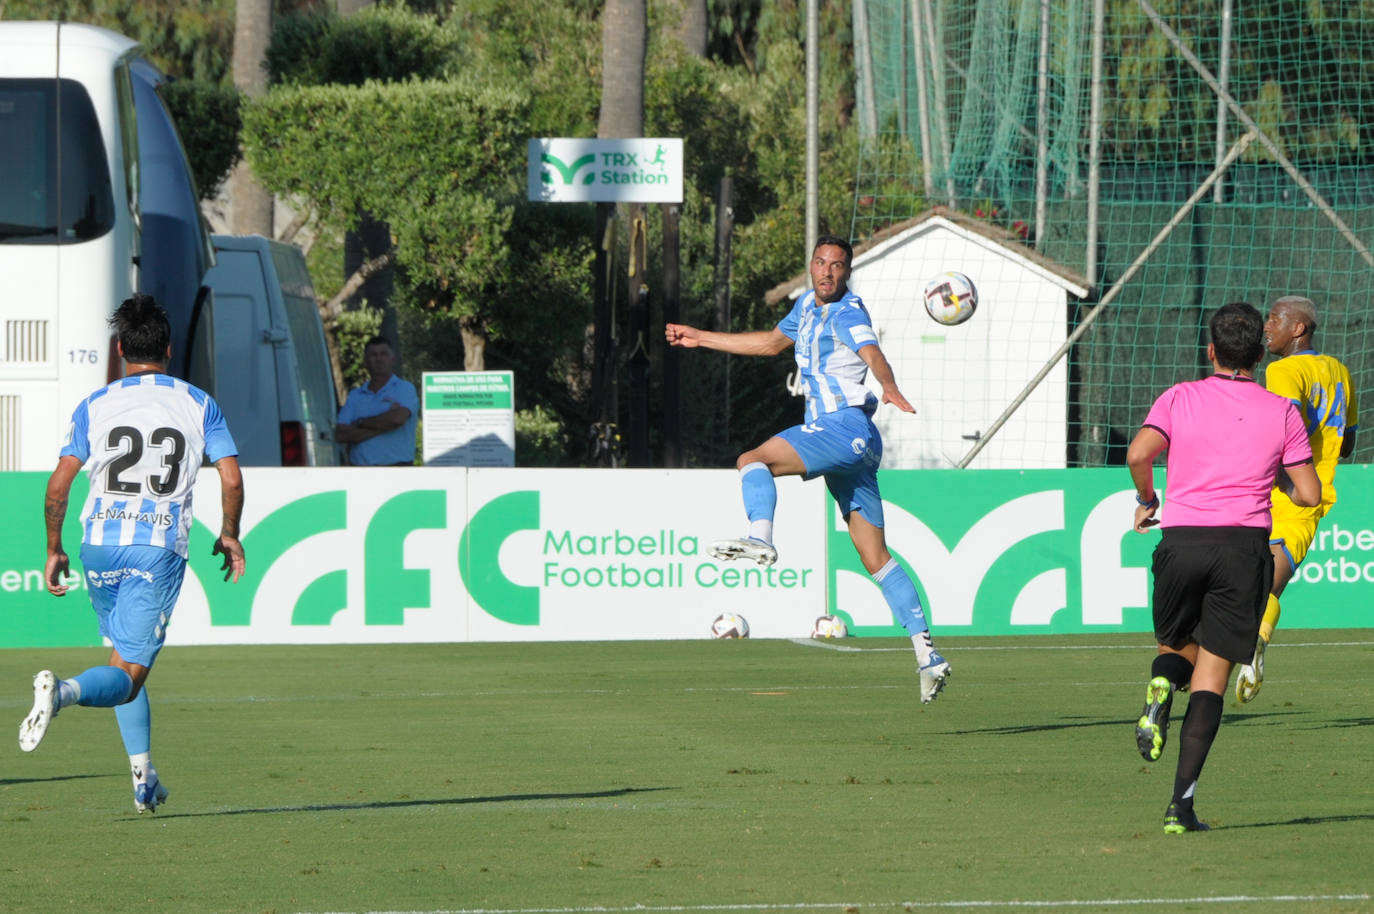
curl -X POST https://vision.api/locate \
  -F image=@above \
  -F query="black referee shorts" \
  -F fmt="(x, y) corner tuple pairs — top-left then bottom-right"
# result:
(1150, 526), (1273, 664)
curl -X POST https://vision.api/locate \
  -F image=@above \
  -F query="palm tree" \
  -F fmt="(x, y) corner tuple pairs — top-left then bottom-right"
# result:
(229, 0), (273, 236)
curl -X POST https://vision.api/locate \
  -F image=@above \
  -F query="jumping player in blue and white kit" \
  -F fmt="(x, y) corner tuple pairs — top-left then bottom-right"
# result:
(666, 235), (951, 702)
(19, 294), (246, 813)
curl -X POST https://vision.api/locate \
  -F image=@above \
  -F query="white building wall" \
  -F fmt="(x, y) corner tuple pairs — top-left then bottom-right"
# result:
(844, 220), (1076, 469)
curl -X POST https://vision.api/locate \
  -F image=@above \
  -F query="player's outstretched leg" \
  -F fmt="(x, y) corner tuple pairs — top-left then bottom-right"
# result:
(1136, 676), (1174, 762)
(18, 670), (58, 752)
(710, 462), (780, 566)
(21, 665), (134, 753)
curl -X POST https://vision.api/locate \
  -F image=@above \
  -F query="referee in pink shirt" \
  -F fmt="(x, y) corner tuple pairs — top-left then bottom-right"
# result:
(1126, 302), (1321, 834)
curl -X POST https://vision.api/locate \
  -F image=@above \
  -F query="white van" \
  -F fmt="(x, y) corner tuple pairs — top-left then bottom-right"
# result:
(0, 21), (211, 470)
(194, 235), (340, 466)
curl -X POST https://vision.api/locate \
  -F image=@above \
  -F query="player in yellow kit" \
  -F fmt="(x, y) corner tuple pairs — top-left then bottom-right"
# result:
(1236, 296), (1358, 702)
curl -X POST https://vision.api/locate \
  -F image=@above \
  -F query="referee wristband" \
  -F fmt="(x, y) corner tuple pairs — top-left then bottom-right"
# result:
(1135, 492), (1159, 509)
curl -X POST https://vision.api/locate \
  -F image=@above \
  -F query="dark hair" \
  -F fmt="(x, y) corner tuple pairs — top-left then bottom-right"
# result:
(364, 336), (394, 352)
(813, 234), (853, 267)
(109, 293), (171, 364)
(1210, 302), (1265, 370)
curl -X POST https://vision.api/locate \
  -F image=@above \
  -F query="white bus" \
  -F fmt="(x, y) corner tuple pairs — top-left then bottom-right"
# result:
(0, 22), (211, 471)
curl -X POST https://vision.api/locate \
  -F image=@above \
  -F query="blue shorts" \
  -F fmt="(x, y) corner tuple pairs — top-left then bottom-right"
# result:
(79, 543), (187, 667)
(777, 406), (885, 526)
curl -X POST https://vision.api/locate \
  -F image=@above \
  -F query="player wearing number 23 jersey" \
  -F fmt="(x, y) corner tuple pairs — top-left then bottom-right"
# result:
(21, 294), (245, 816)
(61, 373), (238, 558)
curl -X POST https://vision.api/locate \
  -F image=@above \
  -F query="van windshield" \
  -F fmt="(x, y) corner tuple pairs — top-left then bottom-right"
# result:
(0, 78), (116, 244)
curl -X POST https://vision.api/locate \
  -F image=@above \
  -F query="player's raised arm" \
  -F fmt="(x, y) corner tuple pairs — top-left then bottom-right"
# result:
(666, 323), (791, 357)
(858, 344), (915, 414)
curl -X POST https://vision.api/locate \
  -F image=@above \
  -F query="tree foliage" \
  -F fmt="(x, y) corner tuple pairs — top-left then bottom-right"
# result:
(159, 79), (242, 195)
(0, 0), (239, 83)
(243, 78), (527, 314)
(1098, 0), (1374, 164)
(236, 0), (861, 465)
(266, 4), (459, 87)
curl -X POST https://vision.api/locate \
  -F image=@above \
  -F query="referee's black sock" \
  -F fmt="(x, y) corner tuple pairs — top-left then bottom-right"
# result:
(1151, 652), (1194, 691)
(1172, 689), (1224, 807)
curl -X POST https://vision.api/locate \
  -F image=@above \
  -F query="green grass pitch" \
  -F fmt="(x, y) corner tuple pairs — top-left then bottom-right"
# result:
(3, 632), (1372, 914)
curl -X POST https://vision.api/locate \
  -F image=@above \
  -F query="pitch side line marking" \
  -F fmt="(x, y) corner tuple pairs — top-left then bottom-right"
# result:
(809, 639), (1374, 653)
(790, 637), (864, 651)
(299, 890), (1374, 914)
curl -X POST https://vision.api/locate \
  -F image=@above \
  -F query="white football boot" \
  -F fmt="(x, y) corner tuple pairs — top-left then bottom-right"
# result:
(708, 537), (778, 567)
(133, 767), (169, 814)
(19, 670), (58, 752)
(918, 652), (951, 703)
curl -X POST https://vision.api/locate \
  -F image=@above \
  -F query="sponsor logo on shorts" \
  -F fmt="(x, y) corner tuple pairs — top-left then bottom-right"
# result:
(85, 567), (156, 589)
(851, 437), (866, 456)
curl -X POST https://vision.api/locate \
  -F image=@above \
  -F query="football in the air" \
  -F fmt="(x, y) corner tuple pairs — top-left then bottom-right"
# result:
(811, 614), (848, 639)
(923, 271), (978, 326)
(711, 612), (750, 639)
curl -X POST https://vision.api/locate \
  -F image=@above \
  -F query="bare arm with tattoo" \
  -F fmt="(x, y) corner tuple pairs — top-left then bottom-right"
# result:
(211, 455), (246, 583)
(43, 456), (83, 596)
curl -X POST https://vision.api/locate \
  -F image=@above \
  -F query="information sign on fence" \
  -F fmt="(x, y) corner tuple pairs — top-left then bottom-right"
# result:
(421, 371), (515, 467)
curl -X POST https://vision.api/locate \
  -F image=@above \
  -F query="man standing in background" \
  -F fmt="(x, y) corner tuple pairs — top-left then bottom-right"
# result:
(336, 336), (419, 466)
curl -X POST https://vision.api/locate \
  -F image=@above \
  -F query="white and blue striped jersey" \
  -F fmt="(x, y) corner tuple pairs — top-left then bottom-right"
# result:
(777, 288), (880, 423)
(59, 373), (238, 558)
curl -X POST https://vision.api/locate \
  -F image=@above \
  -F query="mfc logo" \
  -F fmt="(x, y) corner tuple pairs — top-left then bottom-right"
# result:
(186, 489), (540, 629)
(183, 482), (1154, 634)
(831, 487), (1154, 633)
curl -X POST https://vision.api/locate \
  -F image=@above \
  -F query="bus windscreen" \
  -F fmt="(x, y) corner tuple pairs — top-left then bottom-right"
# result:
(0, 78), (115, 244)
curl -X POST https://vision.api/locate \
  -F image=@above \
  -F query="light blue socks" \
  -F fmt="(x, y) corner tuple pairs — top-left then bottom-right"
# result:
(69, 666), (134, 708)
(873, 557), (930, 635)
(740, 461), (776, 543)
(115, 687), (152, 756)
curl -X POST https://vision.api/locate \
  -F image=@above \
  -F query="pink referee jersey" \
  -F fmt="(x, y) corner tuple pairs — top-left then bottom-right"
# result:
(1143, 374), (1312, 529)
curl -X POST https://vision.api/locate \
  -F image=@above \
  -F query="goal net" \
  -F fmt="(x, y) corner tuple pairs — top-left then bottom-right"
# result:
(852, 0), (1374, 467)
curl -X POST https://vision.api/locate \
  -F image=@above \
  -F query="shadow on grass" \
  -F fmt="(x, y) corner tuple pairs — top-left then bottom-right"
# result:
(1291, 716), (1374, 730)
(1226, 709), (1310, 724)
(947, 708), (1311, 737)
(1223, 811), (1374, 829)
(148, 785), (674, 820)
(944, 715), (1137, 736)
(0, 773), (110, 787)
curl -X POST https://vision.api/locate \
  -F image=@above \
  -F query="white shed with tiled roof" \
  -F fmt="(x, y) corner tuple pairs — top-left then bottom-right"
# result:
(769, 207), (1090, 468)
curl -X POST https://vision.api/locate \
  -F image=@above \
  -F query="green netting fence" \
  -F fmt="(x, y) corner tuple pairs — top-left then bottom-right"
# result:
(852, 0), (1374, 467)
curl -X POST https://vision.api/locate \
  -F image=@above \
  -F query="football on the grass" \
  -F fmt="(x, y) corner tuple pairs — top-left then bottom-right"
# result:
(711, 613), (750, 639)
(811, 614), (848, 639)
(923, 271), (978, 326)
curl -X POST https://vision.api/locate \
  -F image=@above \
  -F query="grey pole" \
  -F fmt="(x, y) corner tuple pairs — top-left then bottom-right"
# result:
(1034, 0), (1050, 251)
(806, 0), (820, 260)
(1086, 0), (1104, 287)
